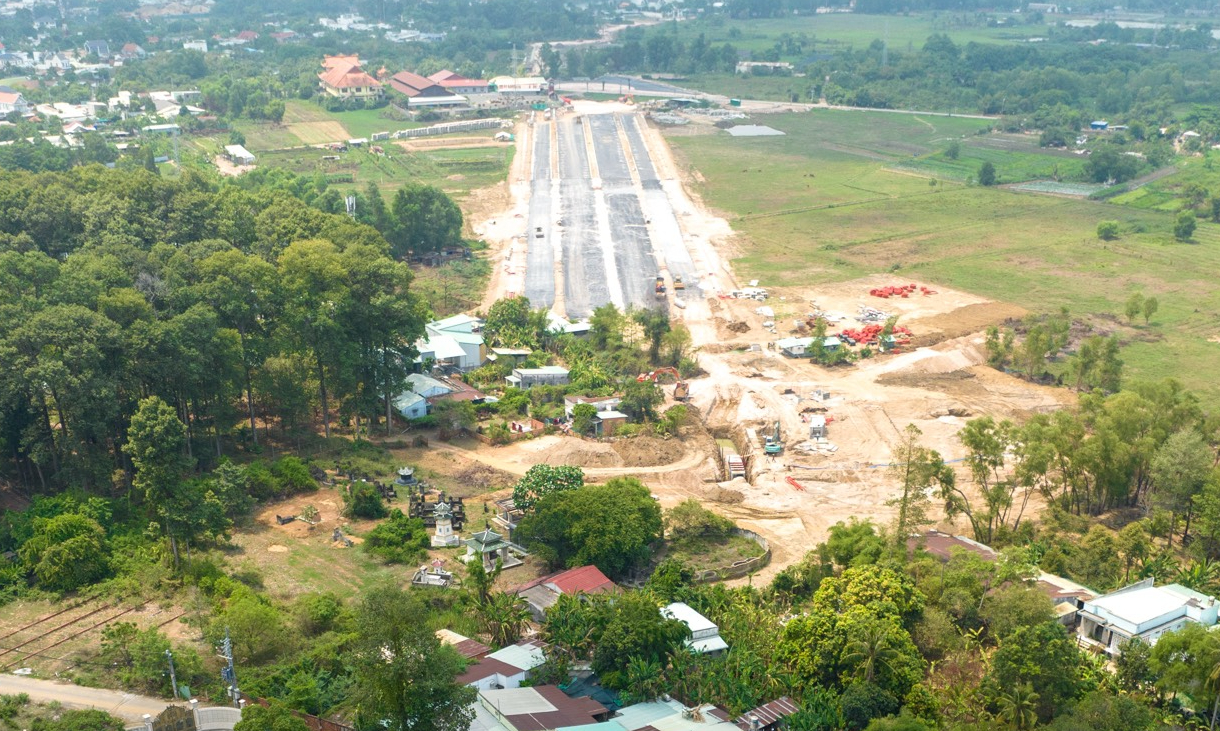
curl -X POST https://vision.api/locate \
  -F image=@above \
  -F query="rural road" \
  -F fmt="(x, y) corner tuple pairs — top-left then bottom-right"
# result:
(0, 673), (173, 721)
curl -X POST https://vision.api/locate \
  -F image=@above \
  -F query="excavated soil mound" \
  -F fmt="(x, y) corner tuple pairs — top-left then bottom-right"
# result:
(612, 435), (685, 467)
(454, 464), (515, 491)
(542, 439), (624, 468)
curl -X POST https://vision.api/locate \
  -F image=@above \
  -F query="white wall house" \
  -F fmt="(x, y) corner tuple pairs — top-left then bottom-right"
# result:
(662, 602), (728, 656)
(1078, 579), (1218, 655)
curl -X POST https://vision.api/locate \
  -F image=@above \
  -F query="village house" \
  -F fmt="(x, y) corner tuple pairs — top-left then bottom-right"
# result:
(0, 89), (31, 116)
(415, 314), (486, 371)
(457, 639), (547, 690)
(318, 54), (383, 100)
(1077, 579), (1218, 656)
(515, 565), (617, 621)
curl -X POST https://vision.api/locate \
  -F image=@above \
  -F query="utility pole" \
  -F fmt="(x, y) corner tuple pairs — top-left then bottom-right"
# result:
(218, 628), (239, 707)
(165, 649), (179, 701)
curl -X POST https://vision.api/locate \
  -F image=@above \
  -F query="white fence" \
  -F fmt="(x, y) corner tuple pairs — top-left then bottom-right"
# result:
(392, 118), (507, 139)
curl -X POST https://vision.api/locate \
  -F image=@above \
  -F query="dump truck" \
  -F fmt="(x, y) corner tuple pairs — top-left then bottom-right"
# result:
(655, 275), (666, 299)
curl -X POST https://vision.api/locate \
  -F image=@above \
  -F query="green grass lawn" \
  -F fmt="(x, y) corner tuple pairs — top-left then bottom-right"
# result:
(232, 118), (303, 151)
(330, 107), (420, 139)
(669, 109), (1220, 399)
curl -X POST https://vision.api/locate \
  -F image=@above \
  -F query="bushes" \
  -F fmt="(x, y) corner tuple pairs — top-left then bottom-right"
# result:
(664, 500), (734, 543)
(363, 510), (429, 564)
(344, 481), (387, 520)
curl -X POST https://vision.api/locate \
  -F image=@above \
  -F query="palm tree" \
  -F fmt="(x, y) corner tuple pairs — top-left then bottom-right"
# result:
(479, 591), (531, 648)
(843, 622), (898, 684)
(1208, 658), (1220, 731)
(623, 656), (665, 704)
(1176, 560), (1220, 594)
(997, 684), (1039, 731)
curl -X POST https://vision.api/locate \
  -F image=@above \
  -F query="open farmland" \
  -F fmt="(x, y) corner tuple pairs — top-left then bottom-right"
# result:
(667, 108), (1220, 399)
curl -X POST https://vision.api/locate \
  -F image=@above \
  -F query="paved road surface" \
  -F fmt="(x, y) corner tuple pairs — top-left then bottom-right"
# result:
(523, 121), (555, 308)
(0, 674), (172, 722)
(524, 111), (703, 317)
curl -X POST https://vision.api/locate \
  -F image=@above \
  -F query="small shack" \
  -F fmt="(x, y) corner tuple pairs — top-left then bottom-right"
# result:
(809, 415), (827, 439)
(593, 410), (629, 436)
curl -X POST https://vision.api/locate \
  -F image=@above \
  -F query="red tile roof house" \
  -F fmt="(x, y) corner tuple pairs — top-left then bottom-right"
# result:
(318, 60), (383, 100)
(515, 565), (617, 621)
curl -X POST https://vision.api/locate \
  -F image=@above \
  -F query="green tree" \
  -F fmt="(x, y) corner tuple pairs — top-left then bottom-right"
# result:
(516, 477), (662, 578)
(363, 509), (429, 564)
(1142, 296), (1159, 325)
(887, 425), (953, 545)
(233, 700), (309, 731)
(344, 481), (388, 520)
(1175, 210), (1198, 241)
(997, 683), (1040, 730)
(18, 513), (109, 592)
(619, 379), (663, 422)
(352, 585), (476, 731)
(591, 591), (689, 689)
(945, 140), (961, 160)
(1124, 292), (1144, 323)
(477, 591), (531, 648)
(665, 500), (734, 542)
(210, 586), (292, 665)
(124, 396), (196, 566)
(571, 403), (598, 436)
(511, 464), (585, 512)
(30, 710), (124, 731)
(977, 161), (997, 186)
(989, 621), (1083, 723)
(1115, 638), (1155, 694)
(484, 296), (537, 348)
(840, 682), (899, 731)
(1044, 690), (1155, 731)
(979, 585), (1054, 641)
(1150, 429), (1212, 547)
(1096, 221), (1120, 240)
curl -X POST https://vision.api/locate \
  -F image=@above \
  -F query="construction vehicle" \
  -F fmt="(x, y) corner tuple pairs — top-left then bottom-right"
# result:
(636, 366), (689, 401)
(655, 275), (666, 299)
(674, 275), (685, 291)
(764, 421), (783, 455)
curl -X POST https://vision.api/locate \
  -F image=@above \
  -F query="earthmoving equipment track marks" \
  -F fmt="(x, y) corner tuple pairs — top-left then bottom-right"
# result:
(588, 114), (656, 311)
(557, 115), (614, 316)
(1, 604), (139, 672)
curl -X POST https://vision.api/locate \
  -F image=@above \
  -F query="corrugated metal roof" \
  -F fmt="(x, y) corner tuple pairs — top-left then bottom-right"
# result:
(733, 697), (799, 730)
(483, 685), (607, 731)
(662, 603), (717, 633)
(488, 641), (547, 672)
(548, 566), (616, 595)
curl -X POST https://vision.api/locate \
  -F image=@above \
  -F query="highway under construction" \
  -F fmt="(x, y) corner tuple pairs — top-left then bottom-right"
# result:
(521, 110), (705, 318)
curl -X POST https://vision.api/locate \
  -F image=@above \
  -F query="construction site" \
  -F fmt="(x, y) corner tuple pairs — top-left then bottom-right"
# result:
(473, 101), (1072, 581)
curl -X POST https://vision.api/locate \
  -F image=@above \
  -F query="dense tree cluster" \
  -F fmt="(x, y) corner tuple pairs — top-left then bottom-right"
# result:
(0, 166), (426, 490)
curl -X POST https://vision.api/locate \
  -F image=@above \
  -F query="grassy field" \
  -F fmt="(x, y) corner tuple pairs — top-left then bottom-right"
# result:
(668, 109), (1220, 398)
(670, 14), (1049, 56)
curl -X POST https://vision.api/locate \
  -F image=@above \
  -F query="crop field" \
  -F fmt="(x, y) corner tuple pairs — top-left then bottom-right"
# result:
(668, 109), (1220, 398)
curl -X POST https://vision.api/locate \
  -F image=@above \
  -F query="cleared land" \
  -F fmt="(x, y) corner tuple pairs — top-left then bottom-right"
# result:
(667, 108), (1220, 399)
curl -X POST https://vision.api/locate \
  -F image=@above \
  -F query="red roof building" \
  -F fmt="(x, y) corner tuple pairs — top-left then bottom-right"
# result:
(427, 70), (490, 95)
(387, 70), (465, 107)
(479, 685), (610, 731)
(318, 57), (383, 100)
(516, 565), (617, 621)
(235, 30), (259, 42)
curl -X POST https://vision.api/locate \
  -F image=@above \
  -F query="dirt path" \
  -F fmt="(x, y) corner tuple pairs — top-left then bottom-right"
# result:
(427, 439), (707, 479)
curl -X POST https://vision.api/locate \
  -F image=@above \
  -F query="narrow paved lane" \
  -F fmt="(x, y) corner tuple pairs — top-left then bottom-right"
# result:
(523, 121), (555, 308)
(0, 674), (173, 722)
